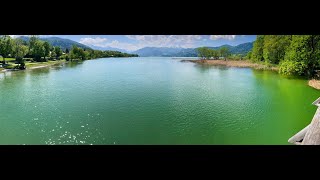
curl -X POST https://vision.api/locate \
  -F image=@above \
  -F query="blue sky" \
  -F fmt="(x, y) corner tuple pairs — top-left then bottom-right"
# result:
(10, 35), (256, 52)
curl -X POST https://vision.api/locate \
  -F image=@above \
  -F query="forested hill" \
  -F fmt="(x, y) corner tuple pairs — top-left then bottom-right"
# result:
(132, 42), (254, 57)
(18, 36), (91, 51)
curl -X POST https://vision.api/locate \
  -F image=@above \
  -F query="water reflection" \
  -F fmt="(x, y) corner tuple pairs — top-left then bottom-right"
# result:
(65, 61), (84, 68)
(0, 71), (12, 80)
(28, 67), (51, 75)
(194, 64), (230, 74)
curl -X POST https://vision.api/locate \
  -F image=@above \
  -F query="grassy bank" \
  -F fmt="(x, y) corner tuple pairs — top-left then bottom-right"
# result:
(181, 59), (279, 71)
(1, 59), (67, 73)
(25, 59), (66, 69)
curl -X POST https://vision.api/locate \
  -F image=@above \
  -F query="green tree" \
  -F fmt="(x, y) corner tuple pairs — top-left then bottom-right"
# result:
(219, 47), (230, 61)
(246, 50), (252, 60)
(282, 35), (320, 77)
(54, 46), (62, 60)
(0, 35), (13, 64)
(51, 51), (56, 60)
(32, 40), (45, 62)
(70, 45), (80, 60)
(78, 48), (86, 60)
(197, 47), (212, 61)
(279, 61), (307, 76)
(211, 49), (219, 60)
(83, 50), (90, 60)
(43, 41), (51, 61)
(263, 35), (291, 64)
(251, 35), (264, 62)
(12, 39), (28, 68)
(29, 35), (39, 53)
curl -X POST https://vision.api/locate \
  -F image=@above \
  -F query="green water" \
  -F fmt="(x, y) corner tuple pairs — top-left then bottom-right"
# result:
(0, 57), (319, 145)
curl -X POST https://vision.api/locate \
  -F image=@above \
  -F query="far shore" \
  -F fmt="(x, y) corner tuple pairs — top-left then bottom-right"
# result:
(3, 58), (320, 91)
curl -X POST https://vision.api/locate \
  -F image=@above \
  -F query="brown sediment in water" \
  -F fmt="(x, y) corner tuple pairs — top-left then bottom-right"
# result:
(181, 59), (279, 71)
(308, 79), (320, 90)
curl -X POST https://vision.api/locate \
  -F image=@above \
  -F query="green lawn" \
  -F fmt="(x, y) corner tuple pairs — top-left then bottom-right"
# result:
(2, 58), (16, 62)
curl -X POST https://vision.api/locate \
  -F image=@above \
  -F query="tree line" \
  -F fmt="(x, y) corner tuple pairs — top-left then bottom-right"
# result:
(0, 35), (138, 69)
(197, 47), (231, 61)
(249, 35), (320, 77)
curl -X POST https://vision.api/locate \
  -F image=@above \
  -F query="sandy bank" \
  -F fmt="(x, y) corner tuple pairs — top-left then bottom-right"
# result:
(308, 79), (320, 90)
(181, 59), (279, 71)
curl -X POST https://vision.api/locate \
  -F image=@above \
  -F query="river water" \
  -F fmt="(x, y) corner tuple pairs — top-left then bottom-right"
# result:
(0, 57), (318, 144)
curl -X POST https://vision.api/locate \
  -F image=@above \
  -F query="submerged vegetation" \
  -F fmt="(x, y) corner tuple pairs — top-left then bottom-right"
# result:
(0, 35), (138, 70)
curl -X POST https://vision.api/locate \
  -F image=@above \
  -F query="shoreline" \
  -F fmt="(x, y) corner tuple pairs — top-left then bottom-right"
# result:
(1, 60), (67, 73)
(26, 60), (67, 70)
(180, 59), (279, 71)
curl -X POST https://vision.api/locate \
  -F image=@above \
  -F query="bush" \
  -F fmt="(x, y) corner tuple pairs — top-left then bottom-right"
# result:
(18, 62), (26, 70)
(228, 54), (244, 61)
(279, 61), (307, 76)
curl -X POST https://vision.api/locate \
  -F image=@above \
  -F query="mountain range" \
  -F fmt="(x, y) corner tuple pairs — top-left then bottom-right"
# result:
(16, 36), (254, 57)
(87, 45), (128, 53)
(132, 42), (253, 57)
(17, 36), (92, 51)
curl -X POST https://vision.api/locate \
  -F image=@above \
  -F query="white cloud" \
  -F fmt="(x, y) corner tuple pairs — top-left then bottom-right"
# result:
(79, 38), (138, 51)
(79, 37), (108, 47)
(210, 35), (236, 40)
(124, 35), (202, 50)
(9, 35), (24, 38)
(105, 40), (139, 51)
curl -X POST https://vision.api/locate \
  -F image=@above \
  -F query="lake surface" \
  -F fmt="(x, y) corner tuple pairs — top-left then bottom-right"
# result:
(0, 57), (319, 145)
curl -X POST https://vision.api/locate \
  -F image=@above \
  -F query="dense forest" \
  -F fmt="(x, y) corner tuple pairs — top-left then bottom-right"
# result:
(249, 35), (320, 77)
(0, 35), (138, 70)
